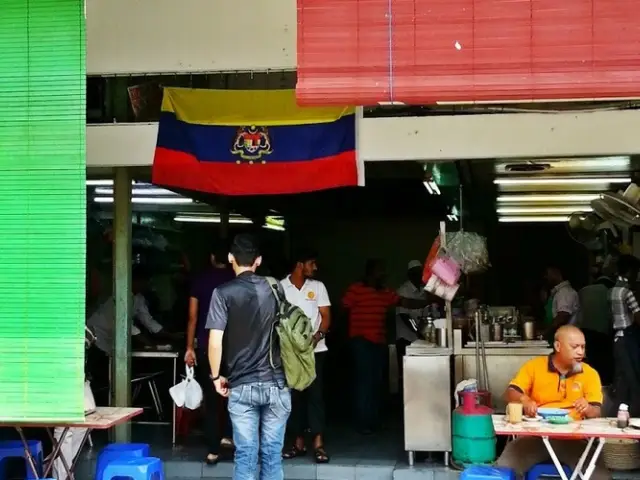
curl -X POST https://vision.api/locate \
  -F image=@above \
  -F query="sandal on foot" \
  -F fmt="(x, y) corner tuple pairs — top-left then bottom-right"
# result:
(220, 438), (234, 449)
(314, 447), (330, 464)
(282, 445), (307, 459)
(205, 453), (220, 465)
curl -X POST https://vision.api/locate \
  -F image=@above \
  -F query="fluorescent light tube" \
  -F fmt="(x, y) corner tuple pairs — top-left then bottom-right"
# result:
(94, 197), (193, 205)
(497, 194), (599, 203)
(423, 181), (441, 195)
(494, 177), (630, 186)
(550, 157), (630, 169)
(174, 215), (253, 224)
(86, 180), (115, 186)
(263, 224), (286, 231)
(499, 216), (569, 223)
(95, 187), (178, 196)
(497, 206), (593, 215)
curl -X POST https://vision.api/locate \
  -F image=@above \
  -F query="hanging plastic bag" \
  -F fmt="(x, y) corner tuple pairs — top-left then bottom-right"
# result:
(431, 255), (461, 286)
(446, 231), (490, 274)
(169, 366), (203, 410)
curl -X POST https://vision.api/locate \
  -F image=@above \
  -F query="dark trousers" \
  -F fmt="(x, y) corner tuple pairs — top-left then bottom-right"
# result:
(583, 328), (613, 386)
(196, 350), (232, 454)
(395, 338), (411, 392)
(288, 352), (326, 437)
(614, 328), (640, 416)
(352, 337), (387, 431)
(87, 345), (110, 406)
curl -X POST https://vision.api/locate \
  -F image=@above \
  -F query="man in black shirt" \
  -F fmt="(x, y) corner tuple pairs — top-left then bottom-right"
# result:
(206, 234), (290, 480)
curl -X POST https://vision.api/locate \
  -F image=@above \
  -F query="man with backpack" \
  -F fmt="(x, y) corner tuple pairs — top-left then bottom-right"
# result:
(206, 234), (291, 480)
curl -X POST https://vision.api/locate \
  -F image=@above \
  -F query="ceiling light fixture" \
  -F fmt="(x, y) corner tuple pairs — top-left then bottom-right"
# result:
(497, 206), (593, 215)
(496, 194), (600, 203)
(94, 197), (193, 205)
(499, 216), (569, 223)
(494, 177), (631, 186)
(496, 156), (630, 171)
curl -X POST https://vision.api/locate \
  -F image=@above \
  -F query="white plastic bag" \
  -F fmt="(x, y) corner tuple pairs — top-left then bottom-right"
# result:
(169, 366), (203, 410)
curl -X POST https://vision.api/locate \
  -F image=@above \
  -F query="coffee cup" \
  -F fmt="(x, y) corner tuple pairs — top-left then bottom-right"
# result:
(506, 402), (523, 423)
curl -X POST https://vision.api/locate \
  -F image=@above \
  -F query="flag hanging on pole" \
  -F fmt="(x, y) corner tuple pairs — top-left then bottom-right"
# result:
(152, 88), (362, 195)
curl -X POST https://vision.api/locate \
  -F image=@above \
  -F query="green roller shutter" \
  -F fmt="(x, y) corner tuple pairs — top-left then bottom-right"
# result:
(0, 0), (86, 421)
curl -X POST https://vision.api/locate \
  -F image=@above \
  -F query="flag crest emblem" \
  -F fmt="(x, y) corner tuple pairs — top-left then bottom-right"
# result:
(231, 126), (273, 162)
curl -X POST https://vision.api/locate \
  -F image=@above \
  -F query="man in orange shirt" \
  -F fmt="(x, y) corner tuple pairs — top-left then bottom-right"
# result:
(497, 325), (609, 480)
(342, 259), (427, 434)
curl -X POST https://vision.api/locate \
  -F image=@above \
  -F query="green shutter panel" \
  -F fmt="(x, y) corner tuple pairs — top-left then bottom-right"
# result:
(0, 0), (86, 421)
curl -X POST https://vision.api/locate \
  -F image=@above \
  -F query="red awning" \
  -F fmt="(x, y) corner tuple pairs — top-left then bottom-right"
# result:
(297, 0), (640, 105)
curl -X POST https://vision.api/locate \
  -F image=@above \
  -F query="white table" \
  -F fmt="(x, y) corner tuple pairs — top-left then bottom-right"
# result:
(0, 407), (142, 480)
(133, 350), (179, 445)
(493, 415), (640, 480)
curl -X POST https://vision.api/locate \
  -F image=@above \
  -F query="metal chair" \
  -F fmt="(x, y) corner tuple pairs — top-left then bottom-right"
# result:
(131, 372), (165, 420)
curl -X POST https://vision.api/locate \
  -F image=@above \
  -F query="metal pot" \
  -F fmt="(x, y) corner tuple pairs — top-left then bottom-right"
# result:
(523, 321), (536, 340)
(491, 323), (503, 342)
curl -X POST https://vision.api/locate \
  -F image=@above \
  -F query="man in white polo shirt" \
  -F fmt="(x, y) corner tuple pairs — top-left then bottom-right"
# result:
(281, 249), (332, 464)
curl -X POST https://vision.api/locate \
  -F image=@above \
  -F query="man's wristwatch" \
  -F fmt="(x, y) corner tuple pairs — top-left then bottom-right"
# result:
(315, 331), (326, 340)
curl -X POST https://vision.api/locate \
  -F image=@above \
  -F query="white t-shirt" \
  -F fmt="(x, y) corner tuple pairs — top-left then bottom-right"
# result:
(87, 293), (163, 354)
(280, 276), (331, 353)
(395, 280), (429, 341)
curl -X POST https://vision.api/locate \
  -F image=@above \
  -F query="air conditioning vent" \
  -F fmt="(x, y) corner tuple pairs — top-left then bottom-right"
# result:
(504, 163), (551, 172)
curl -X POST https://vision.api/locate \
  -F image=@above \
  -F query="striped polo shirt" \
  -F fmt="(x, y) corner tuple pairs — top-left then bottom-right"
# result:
(342, 282), (399, 344)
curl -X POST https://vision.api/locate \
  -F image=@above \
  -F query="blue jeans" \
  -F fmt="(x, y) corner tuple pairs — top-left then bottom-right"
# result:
(228, 382), (291, 480)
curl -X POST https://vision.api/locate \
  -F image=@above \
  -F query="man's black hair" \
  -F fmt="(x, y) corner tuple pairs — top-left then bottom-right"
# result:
(292, 248), (318, 266)
(210, 239), (229, 264)
(365, 258), (383, 276)
(230, 234), (260, 267)
(617, 254), (640, 277)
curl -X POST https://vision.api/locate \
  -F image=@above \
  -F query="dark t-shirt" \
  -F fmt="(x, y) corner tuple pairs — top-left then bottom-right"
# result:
(190, 268), (234, 349)
(205, 271), (285, 388)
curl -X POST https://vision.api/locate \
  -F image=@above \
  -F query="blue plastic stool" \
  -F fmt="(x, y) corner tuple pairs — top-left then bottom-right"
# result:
(461, 465), (516, 480)
(0, 440), (43, 480)
(96, 443), (151, 480)
(100, 457), (164, 480)
(526, 462), (573, 480)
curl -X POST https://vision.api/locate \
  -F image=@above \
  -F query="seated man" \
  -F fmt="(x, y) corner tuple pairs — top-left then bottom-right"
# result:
(496, 325), (610, 480)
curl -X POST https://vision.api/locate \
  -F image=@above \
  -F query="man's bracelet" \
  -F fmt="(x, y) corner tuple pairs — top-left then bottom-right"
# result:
(210, 374), (220, 381)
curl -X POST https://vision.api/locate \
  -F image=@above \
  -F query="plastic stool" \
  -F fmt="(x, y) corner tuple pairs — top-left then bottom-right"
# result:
(461, 465), (516, 480)
(96, 443), (151, 480)
(0, 440), (43, 480)
(526, 462), (573, 480)
(100, 457), (164, 480)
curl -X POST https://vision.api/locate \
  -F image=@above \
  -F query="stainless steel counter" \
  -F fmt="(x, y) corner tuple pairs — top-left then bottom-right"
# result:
(403, 345), (452, 466)
(454, 344), (551, 411)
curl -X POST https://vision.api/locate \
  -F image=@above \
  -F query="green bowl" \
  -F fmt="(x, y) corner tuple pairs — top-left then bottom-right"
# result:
(546, 415), (572, 424)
